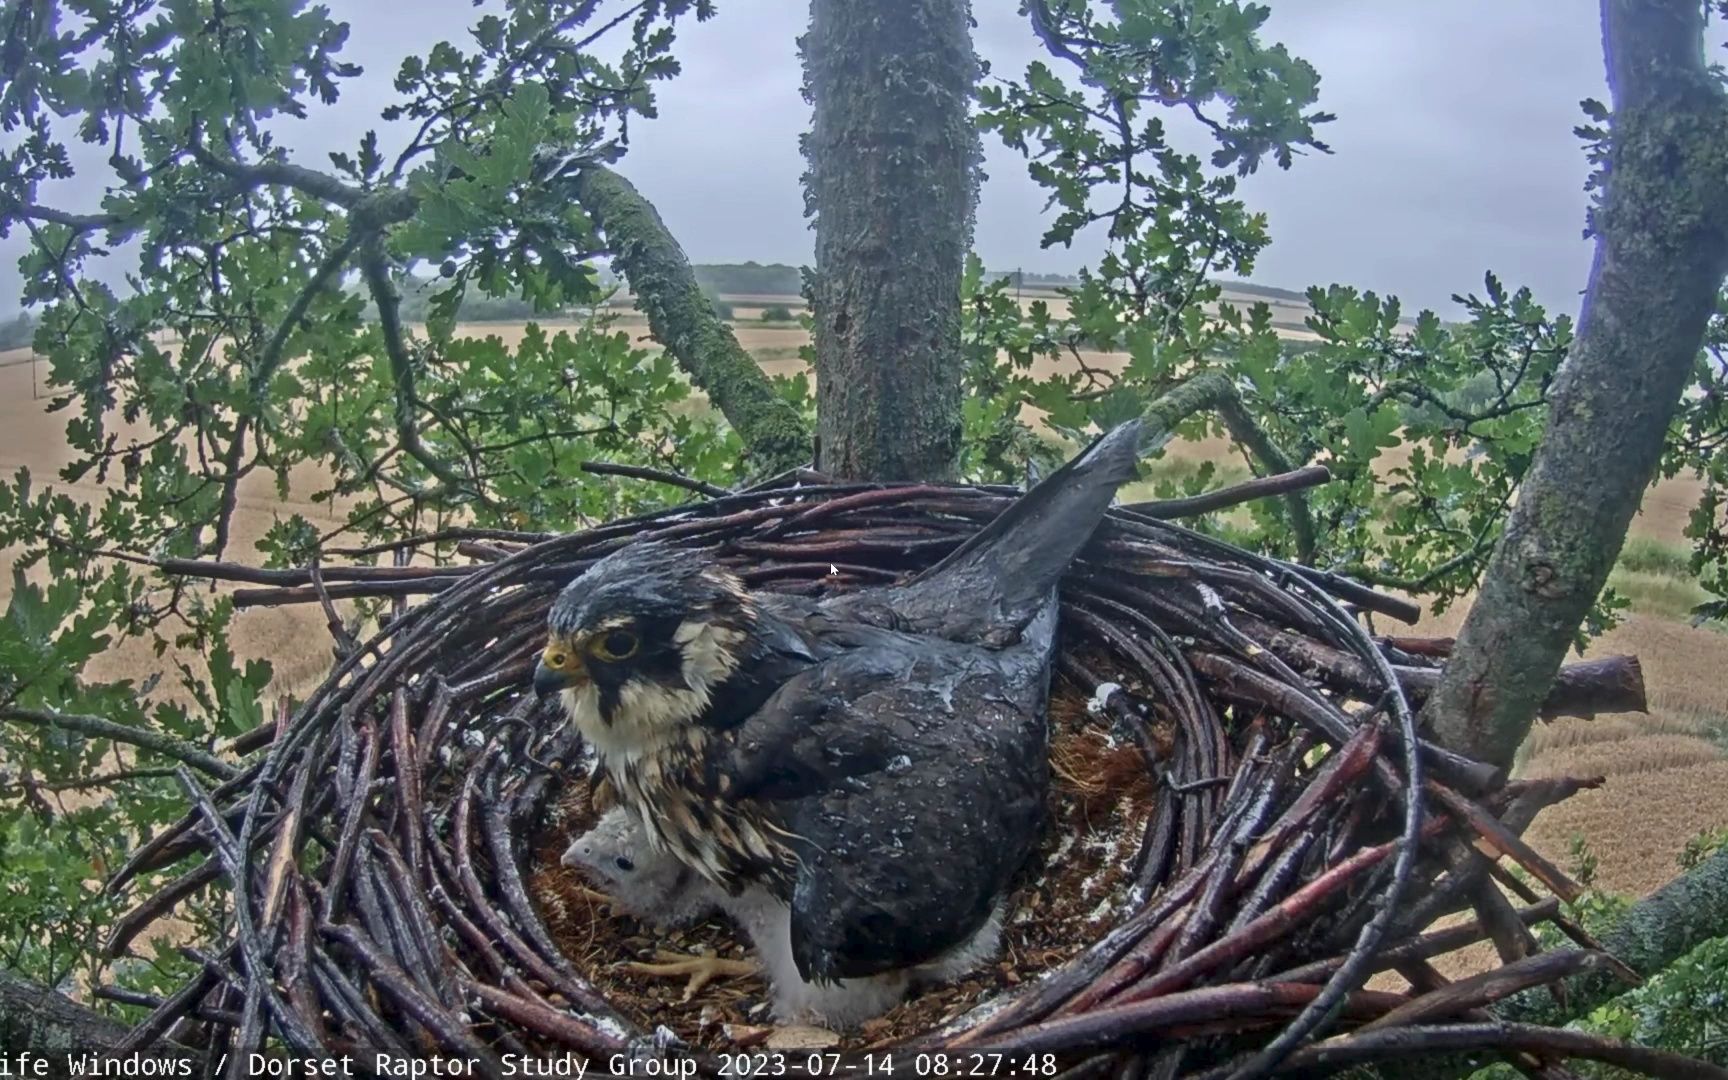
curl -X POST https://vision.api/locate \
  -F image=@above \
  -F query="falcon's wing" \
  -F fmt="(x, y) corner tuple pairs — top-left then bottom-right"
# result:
(820, 420), (1143, 643)
(705, 619), (1054, 982)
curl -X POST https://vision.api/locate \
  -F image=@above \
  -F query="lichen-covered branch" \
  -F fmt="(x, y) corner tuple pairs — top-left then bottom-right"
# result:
(1138, 371), (1319, 561)
(570, 166), (811, 475)
(359, 241), (473, 494)
(1423, 0), (1728, 768)
(0, 969), (138, 1052)
(1502, 846), (1728, 1028)
(0, 707), (237, 780)
(1394, 846), (1728, 1080)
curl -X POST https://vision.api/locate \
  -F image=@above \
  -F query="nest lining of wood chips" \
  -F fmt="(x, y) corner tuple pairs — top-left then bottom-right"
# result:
(100, 472), (1667, 1078)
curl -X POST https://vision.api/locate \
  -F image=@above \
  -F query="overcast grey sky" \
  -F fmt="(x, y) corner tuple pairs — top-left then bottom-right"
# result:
(3, 2), (1625, 317)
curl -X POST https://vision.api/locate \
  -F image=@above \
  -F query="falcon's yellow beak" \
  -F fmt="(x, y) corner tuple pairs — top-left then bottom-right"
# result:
(534, 641), (588, 699)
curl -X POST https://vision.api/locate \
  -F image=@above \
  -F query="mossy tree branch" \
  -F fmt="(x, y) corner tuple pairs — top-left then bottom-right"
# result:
(1503, 846), (1728, 1028)
(1391, 846), (1728, 1080)
(1139, 371), (1319, 562)
(571, 166), (812, 476)
(0, 969), (140, 1052)
(0, 707), (237, 780)
(1423, 0), (1728, 768)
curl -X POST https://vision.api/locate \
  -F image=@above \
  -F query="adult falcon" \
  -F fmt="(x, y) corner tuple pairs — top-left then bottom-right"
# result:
(535, 421), (1143, 1021)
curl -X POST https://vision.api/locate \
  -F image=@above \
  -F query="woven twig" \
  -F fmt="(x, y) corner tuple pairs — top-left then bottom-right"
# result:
(105, 478), (1668, 1078)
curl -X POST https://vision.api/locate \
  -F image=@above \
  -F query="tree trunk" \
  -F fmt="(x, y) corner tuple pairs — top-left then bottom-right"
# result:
(1423, 0), (1728, 769)
(801, 0), (979, 481)
(0, 969), (133, 1050)
(572, 166), (812, 476)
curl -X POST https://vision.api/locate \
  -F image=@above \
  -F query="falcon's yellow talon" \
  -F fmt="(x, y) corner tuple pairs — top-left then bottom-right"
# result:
(625, 948), (760, 1001)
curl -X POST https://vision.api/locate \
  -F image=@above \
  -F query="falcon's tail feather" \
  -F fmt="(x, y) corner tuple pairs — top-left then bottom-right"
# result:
(897, 419), (1146, 634)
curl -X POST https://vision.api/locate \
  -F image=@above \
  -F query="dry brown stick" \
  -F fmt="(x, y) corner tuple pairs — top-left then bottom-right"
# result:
(1254, 1022), (1728, 1080)
(105, 856), (221, 957)
(577, 458), (730, 497)
(1398, 655), (1647, 720)
(280, 882), (325, 1049)
(1112, 815), (1453, 1007)
(94, 985), (243, 1028)
(233, 576), (465, 608)
(111, 953), (227, 1053)
(466, 982), (632, 1055)
(1429, 781), (1584, 903)
(1121, 465), (1333, 519)
(1380, 634), (1455, 658)
(308, 947), (412, 1054)
(1392, 780), (1600, 942)
(320, 922), (502, 1070)
(1279, 562), (1424, 624)
(984, 981), (1407, 1055)
(308, 562), (360, 658)
(1185, 649), (1503, 794)
(1472, 871), (1542, 970)
(259, 759), (312, 928)
(1358, 950), (1614, 1033)
(161, 557), (465, 585)
(1379, 960), (1575, 1080)
(455, 540), (517, 562)
(325, 526), (554, 558)
(1485, 862), (1642, 988)
(1231, 609), (1647, 721)
(371, 835), (455, 1004)
(389, 688), (425, 876)
(1264, 898), (1575, 988)
(1240, 722), (1382, 875)
(173, 768), (324, 1053)
(322, 720), (379, 924)
(952, 856), (1216, 1041)
(447, 771), (620, 1019)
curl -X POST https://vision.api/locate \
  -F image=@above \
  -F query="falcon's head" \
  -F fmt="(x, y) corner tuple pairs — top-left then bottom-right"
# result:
(534, 544), (759, 757)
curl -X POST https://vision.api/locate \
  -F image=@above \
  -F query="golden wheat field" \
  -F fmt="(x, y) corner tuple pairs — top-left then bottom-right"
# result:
(2, 294), (1725, 913)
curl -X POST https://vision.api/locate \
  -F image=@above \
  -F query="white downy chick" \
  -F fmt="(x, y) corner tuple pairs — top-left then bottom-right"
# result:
(561, 807), (720, 929)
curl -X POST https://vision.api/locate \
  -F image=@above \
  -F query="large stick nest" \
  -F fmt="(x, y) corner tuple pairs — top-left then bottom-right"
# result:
(105, 474), (1669, 1078)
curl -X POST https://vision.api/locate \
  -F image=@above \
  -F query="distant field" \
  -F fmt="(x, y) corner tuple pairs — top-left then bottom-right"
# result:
(2, 284), (1725, 918)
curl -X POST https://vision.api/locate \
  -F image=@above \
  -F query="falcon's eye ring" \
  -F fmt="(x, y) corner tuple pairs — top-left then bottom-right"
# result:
(547, 652), (568, 669)
(613, 855), (635, 872)
(590, 629), (639, 662)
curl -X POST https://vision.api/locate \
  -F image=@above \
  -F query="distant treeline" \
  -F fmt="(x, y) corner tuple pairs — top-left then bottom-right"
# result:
(358, 278), (573, 323)
(691, 262), (806, 296)
(984, 269), (1082, 288)
(1213, 279), (1310, 305)
(0, 311), (38, 350)
(686, 264), (1091, 296)
(615, 263), (1307, 305)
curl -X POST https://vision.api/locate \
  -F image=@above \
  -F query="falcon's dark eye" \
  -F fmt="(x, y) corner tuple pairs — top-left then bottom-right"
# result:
(590, 629), (639, 662)
(613, 855), (635, 872)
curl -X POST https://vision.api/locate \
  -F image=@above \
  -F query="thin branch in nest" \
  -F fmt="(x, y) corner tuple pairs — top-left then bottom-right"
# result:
(579, 459), (730, 498)
(1120, 464), (1332, 520)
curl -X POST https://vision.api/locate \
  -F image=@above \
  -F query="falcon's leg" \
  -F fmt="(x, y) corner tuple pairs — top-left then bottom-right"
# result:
(768, 969), (910, 1030)
(911, 901), (1005, 987)
(721, 889), (911, 1029)
(624, 948), (760, 1002)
